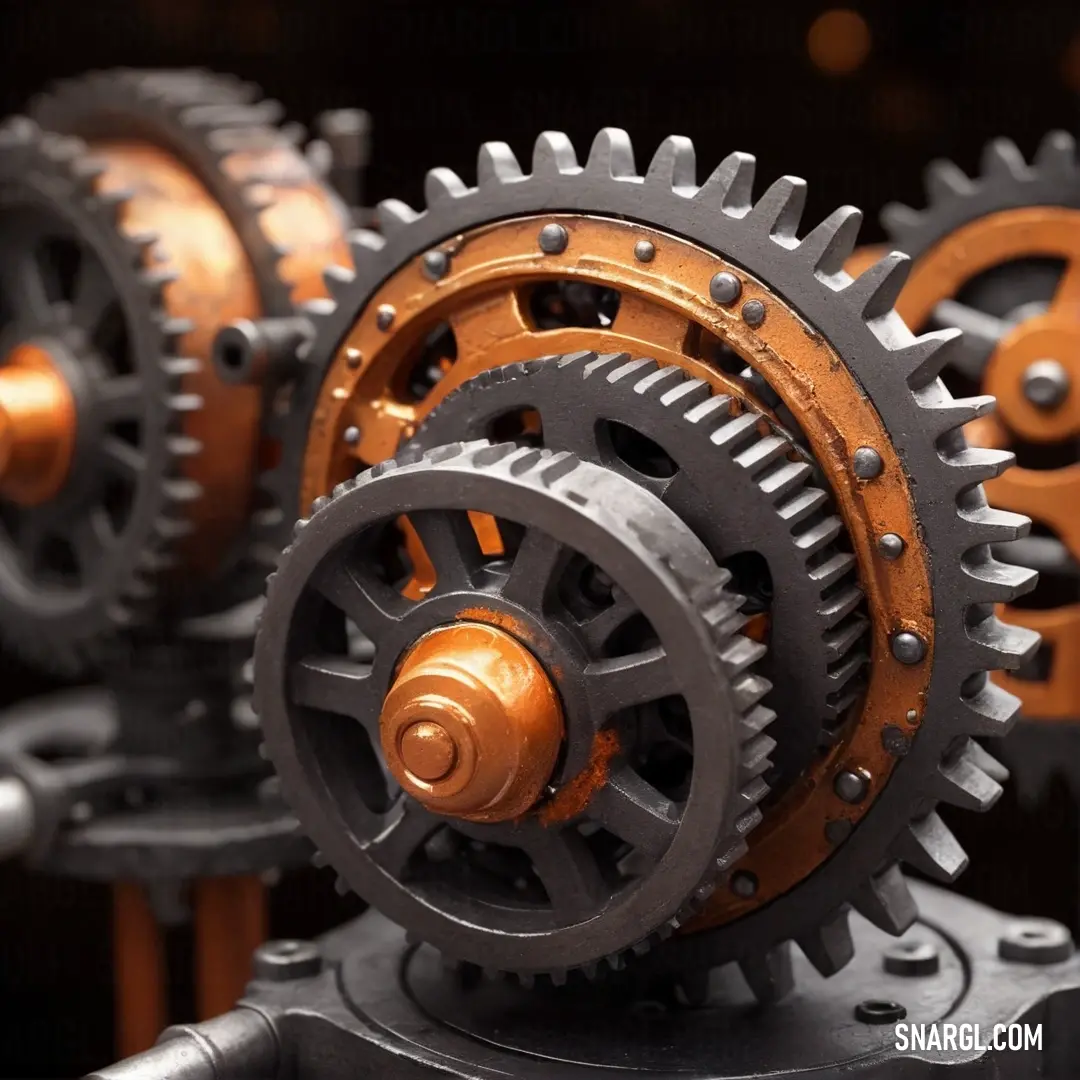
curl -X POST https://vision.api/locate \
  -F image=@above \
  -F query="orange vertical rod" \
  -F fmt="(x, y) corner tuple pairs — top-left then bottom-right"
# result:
(112, 881), (169, 1058)
(193, 875), (268, 1019)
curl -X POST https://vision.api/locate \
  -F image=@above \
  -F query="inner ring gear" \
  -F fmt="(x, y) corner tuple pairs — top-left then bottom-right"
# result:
(409, 350), (869, 788)
(254, 440), (775, 977)
(268, 127), (1038, 979)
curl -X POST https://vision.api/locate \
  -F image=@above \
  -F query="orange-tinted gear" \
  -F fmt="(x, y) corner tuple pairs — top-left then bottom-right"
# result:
(297, 213), (936, 929)
(865, 208), (1080, 721)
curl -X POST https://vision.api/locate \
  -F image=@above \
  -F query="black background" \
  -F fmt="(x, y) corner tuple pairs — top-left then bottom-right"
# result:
(0, 0), (1079, 1076)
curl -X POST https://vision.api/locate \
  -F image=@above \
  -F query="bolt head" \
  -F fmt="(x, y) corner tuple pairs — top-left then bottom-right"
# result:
(881, 724), (911, 757)
(855, 999), (907, 1024)
(891, 630), (927, 665)
(1022, 358), (1070, 410)
(253, 939), (323, 981)
(709, 271), (742, 305)
(634, 239), (656, 262)
(877, 533), (905, 560)
(731, 871), (758, 897)
(345, 346), (363, 369)
(376, 304), (396, 331)
(883, 940), (940, 977)
(853, 446), (883, 480)
(999, 920), (1074, 965)
(343, 425), (361, 445)
(834, 767), (870, 804)
(538, 223), (569, 254)
(741, 299), (766, 327)
(422, 250), (450, 281)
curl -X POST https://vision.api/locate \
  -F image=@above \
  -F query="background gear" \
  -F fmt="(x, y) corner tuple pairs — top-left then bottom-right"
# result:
(261, 128), (1035, 982)
(409, 350), (869, 790)
(255, 440), (774, 977)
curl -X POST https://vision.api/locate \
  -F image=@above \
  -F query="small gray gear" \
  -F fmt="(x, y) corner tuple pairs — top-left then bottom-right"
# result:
(408, 350), (869, 789)
(254, 439), (775, 979)
(264, 128), (1038, 982)
(0, 117), (199, 674)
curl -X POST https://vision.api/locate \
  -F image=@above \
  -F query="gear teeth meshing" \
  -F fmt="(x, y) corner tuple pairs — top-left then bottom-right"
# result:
(796, 908), (854, 977)
(738, 944), (794, 1003)
(894, 813), (968, 883)
(851, 864), (918, 936)
(268, 127), (1040, 991)
(799, 205), (863, 278)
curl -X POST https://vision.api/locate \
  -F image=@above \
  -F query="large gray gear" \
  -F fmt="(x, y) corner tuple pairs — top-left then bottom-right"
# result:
(0, 117), (199, 674)
(255, 439), (775, 978)
(265, 128), (1039, 980)
(408, 350), (869, 789)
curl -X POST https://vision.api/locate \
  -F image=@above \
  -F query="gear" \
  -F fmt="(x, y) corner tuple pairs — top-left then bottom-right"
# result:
(873, 130), (1080, 724)
(408, 351), (869, 788)
(0, 71), (351, 673)
(255, 128), (1037, 984)
(255, 439), (774, 978)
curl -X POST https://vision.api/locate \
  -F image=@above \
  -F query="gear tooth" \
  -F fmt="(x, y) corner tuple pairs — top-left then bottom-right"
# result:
(749, 175), (807, 242)
(697, 151), (756, 215)
(967, 738), (1011, 783)
(796, 908), (855, 976)
(348, 227), (385, 267)
(477, 140), (524, 186)
(424, 166), (469, 207)
(793, 516), (842, 558)
(605, 357), (659, 384)
(894, 812), (968, 883)
(759, 459), (814, 500)
(896, 327), (963, 388)
(799, 205), (864, 277)
(710, 411), (760, 450)
(963, 677), (1022, 737)
(946, 446), (1016, 488)
(918, 390), (997, 437)
(739, 703), (775, 739)
(376, 198), (420, 236)
(851, 864), (917, 936)
(1034, 130), (1076, 173)
(776, 487), (828, 525)
(740, 733), (776, 779)
(733, 433), (791, 476)
(323, 263), (356, 303)
(960, 504), (1031, 546)
(880, 201), (922, 239)
(738, 944), (794, 1003)
(933, 740), (1004, 812)
(658, 376), (711, 410)
(925, 157), (975, 203)
(980, 136), (1029, 181)
(720, 635), (767, 677)
(645, 134), (696, 191)
(843, 249), (911, 320)
(818, 584), (864, 629)
(962, 557), (1038, 605)
(966, 613), (1040, 670)
(824, 616), (870, 662)
(531, 130), (580, 176)
(585, 127), (637, 179)
(808, 549), (856, 591)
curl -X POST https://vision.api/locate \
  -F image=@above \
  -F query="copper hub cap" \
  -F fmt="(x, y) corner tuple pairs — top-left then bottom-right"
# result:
(0, 342), (77, 506)
(379, 621), (564, 822)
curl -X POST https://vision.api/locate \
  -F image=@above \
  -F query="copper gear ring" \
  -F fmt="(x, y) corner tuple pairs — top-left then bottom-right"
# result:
(259, 128), (1037, 986)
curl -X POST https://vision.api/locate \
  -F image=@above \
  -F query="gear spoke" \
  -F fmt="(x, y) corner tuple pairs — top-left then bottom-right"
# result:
(578, 587), (639, 653)
(587, 764), (679, 861)
(290, 655), (381, 736)
(406, 509), (485, 593)
(310, 555), (404, 641)
(612, 293), (692, 352)
(931, 300), (1009, 379)
(101, 435), (146, 478)
(446, 288), (530, 358)
(1052, 257), (1080, 313)
(584, 646), (677, 718)
(97, 376), (144, 422)
(499, 527), (568, 608)
(520, 826), (608, 919)
(71, 253), (114, 330)
(366, 802), (443, 878)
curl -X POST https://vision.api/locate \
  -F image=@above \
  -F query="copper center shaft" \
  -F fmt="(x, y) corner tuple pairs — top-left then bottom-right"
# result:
(0, 342), (77, 506)
(379, 621), (564, 822)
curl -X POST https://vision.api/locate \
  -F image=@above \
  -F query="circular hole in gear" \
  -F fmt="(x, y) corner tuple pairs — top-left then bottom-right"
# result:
(599, 420), (679, 479)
